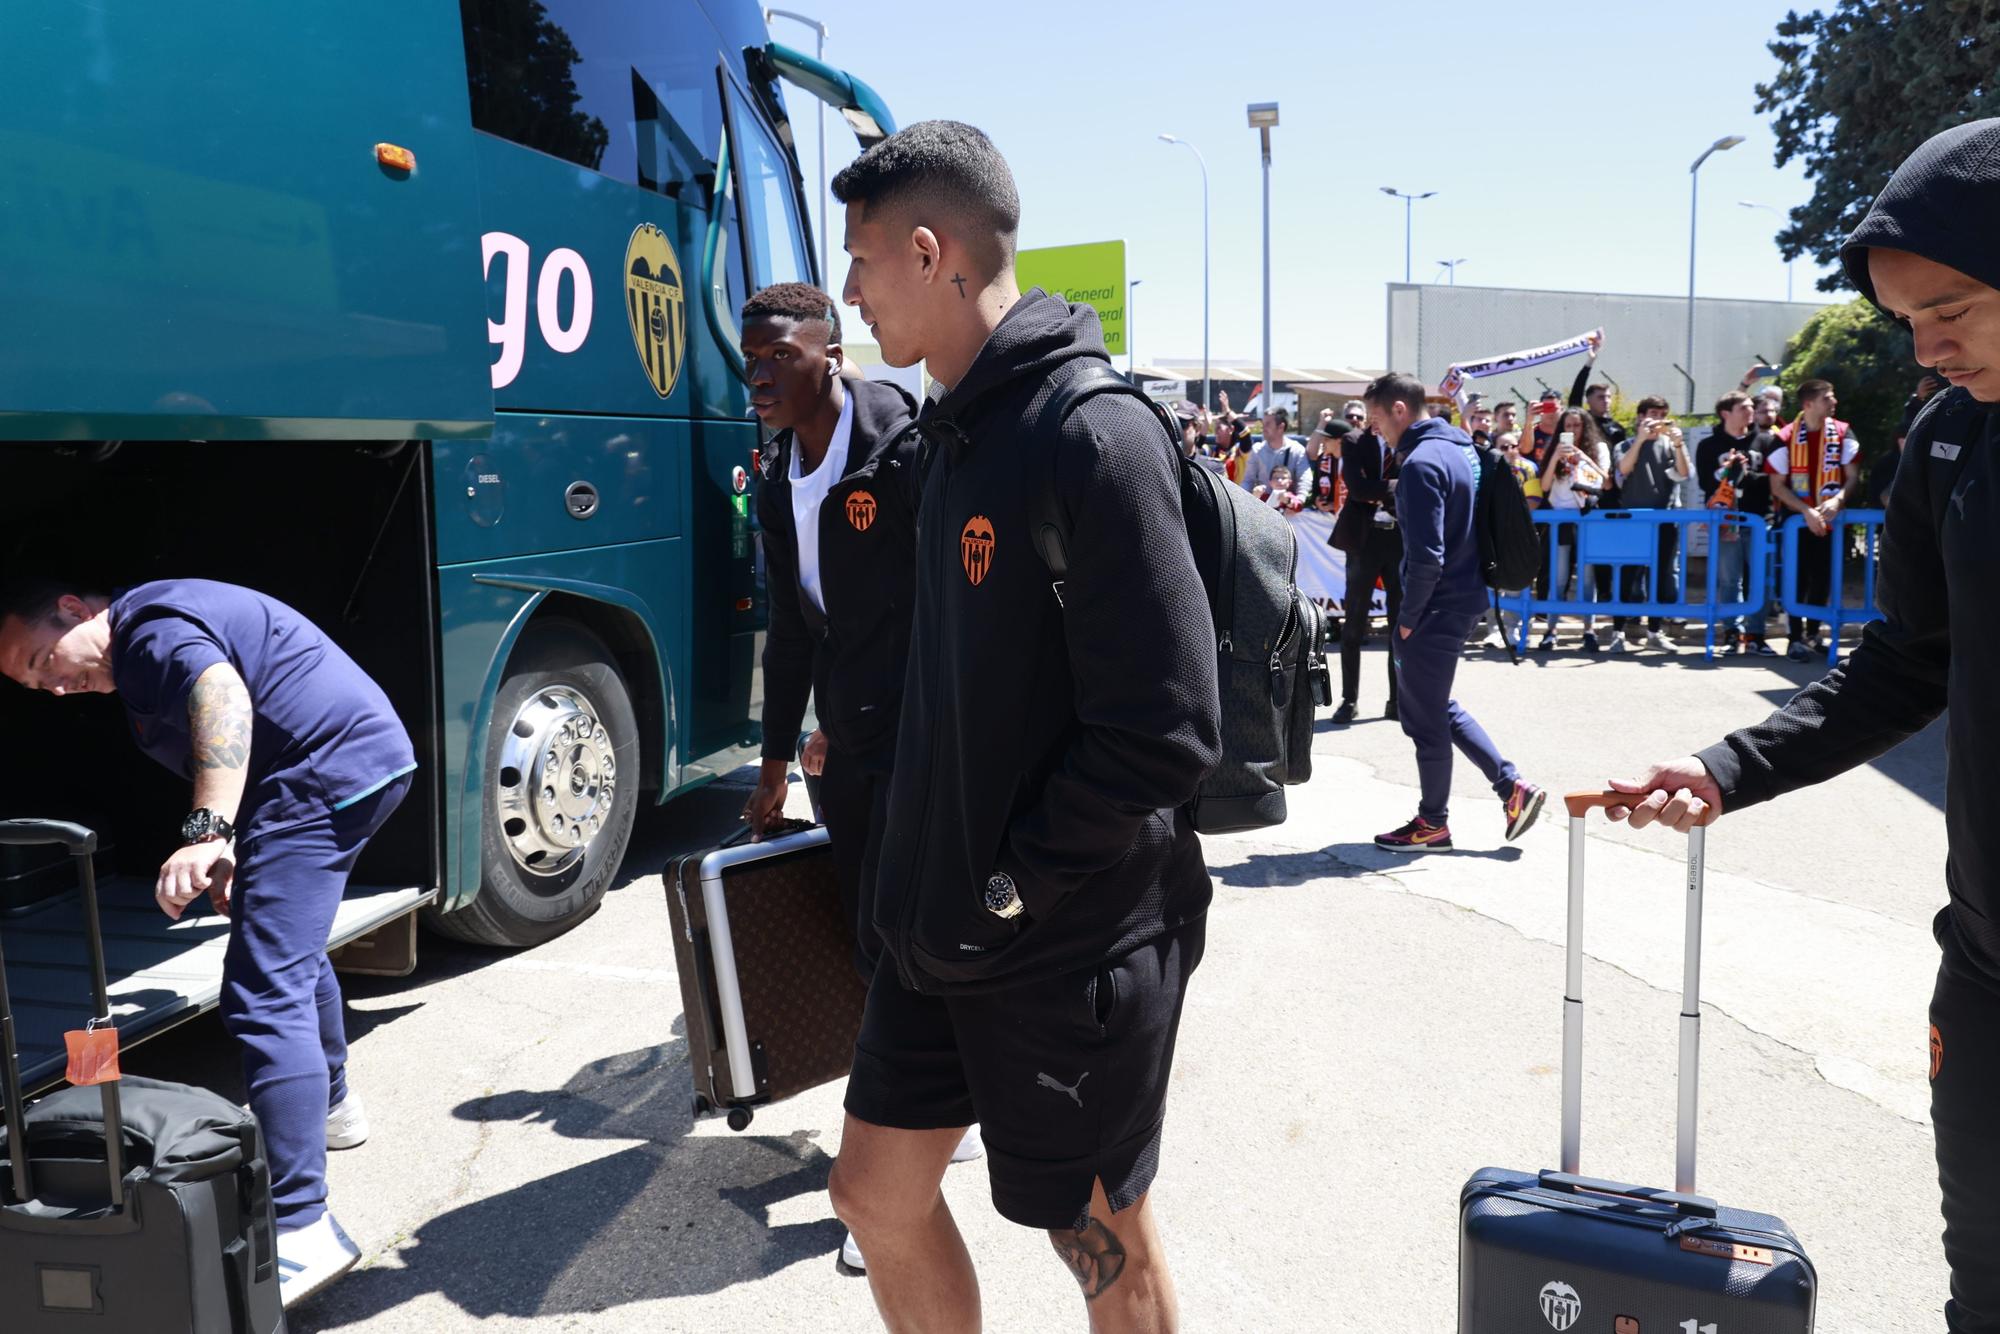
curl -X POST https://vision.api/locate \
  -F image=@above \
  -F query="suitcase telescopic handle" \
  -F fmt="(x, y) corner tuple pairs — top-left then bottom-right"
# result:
(1560, 790), (1708, 1196)
(0, 819), (123, 1208)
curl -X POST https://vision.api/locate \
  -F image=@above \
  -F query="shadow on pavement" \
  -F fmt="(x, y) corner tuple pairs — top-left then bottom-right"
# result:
(1753, 687), (1947, 812)
(1216, 849), (1372, 888)
(294, 1032), (844, 1329)
(1319, 841), (1525, 869)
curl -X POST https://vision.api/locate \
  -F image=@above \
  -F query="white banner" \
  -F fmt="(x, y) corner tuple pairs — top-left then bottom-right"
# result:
(1438, 328), (1603, 401)
(1287, 510), (1388, 617)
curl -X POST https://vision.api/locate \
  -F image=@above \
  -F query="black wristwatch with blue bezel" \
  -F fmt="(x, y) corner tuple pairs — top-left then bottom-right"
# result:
(180, 808), (235, 847)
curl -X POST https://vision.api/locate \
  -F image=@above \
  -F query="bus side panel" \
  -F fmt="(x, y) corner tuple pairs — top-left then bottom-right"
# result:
(434, 542), (689, 910)
(471, 137), (747, 425)
(684, 415), (764, 766)
(0, 3), (492, 440)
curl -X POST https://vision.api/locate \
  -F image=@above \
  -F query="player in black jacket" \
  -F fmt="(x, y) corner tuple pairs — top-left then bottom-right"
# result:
(1609, 119), (2000, 1332)
(740, 281), (918, 983)
(822, 121), (1221, 1334)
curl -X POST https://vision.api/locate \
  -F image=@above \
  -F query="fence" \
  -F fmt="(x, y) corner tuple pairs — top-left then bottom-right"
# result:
(1500, 508), (1885, 664)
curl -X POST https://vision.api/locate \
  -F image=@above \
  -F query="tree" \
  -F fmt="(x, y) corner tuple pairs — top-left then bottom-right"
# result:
(1778, 298), (1919, 472)
(1755, 1), (1998, 291)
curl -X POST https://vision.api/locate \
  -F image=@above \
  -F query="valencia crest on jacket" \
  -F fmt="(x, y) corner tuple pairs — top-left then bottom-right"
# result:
(960, 515), (995, 585)
(846, 490), (878, 532)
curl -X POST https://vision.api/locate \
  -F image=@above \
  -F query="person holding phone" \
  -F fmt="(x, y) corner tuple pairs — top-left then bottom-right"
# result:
(1536, 407), (1613, 652)
(1609, 395), (1694, 653)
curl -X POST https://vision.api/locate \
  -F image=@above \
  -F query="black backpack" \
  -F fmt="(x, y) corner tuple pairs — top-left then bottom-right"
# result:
(1030, 362), (1331, 834)
(1474, 442), (1541, 592)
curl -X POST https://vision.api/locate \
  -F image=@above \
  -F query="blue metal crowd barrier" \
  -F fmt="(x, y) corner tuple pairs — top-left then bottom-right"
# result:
(1505, 509), (1769, 661)
(1777, 509), (1885, 665)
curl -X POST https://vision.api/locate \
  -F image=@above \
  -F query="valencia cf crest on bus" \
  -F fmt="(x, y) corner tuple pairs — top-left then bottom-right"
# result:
(960, 515), (995, 585)
(623, 223), (687, 398)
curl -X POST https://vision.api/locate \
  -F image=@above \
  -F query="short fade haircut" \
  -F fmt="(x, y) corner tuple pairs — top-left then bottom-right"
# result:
(1361, 372), (1427, 417)
(741, 282), (842, 342)
(1635, 394), (1671, 415)
(1714, 390), (1751, 418)
(1797, 378), (1834, 405)
(1264, 407), (1290, 429)
(1586, 382), (1612, 398)
(831, 120), (1021, 272)
(0, 577), (87, 627)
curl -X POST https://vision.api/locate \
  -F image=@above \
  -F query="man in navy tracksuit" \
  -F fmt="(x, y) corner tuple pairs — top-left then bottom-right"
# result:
(0, 578), (414, 1305)
(1612, 118), (2000, 1331)
(1364, 373), (1546, 852)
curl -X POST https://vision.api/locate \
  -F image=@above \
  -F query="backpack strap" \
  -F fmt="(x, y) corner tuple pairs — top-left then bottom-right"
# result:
(1029, 361), (1180, 606)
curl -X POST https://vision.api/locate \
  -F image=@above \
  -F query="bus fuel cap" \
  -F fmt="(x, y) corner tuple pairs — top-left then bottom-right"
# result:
(564, 482), (600, 519)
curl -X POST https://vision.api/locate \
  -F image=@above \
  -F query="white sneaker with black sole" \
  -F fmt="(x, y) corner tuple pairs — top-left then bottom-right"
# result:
(326, 1094), (370, 1150)
(277, 1212), (361, 1308)
(839, 1125), (985, 1273)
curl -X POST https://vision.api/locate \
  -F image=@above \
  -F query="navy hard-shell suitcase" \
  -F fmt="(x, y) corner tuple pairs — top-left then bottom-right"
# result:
(0, 820), (284, 1333)
(1459, 793), (1816, 1332)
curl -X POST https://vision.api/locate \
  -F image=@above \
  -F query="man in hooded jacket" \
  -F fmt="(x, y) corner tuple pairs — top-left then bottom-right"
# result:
(1609, 118), (2000, 1331)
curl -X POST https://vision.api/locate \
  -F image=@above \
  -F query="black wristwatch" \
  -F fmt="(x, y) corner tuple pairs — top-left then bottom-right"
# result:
(181, 809), (235, 846)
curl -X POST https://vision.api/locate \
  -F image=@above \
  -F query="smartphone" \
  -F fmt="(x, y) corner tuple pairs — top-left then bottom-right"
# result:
(1558, 431), (1575, 448)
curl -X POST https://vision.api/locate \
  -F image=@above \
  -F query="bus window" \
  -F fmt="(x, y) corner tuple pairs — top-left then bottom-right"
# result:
(724, 82), (815, 291)
(459, 0), (722, 199)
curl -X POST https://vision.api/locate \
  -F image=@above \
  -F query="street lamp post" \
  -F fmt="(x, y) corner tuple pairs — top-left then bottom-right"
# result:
(1158, 134), (1210, 411)
(1687, 134), (1745, 413)
(1248, 103), (1279, 414)
(1380, 187), (1437, 284)
(1128, 279), (1142, 377)
(1436, 258), (1468, 286)
(765, 9), (830, 286)
(1738, 200), (1794, 302)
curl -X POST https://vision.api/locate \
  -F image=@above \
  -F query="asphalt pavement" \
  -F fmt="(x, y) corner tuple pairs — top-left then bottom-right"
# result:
(124, 632), (1953, 1332)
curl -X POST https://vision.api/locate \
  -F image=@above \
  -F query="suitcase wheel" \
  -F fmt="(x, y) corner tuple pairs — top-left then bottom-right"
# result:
(726, 1107), (753, 1132)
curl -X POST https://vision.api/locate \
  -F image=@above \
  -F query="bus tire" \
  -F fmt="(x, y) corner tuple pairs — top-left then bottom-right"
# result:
(428, 618), (640, 948)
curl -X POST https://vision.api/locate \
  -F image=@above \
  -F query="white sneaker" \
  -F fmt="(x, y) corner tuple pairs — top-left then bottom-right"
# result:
(950, 1123), (985, 1164)
(326, 1094), (370, 1150)
(277, 1213), (361, 1308)
(840, 1230), (866, 1271)
(1481, 632), (1506, 650)
(1610, 636), (1629, 654)
(1645, 631), (1676, 652)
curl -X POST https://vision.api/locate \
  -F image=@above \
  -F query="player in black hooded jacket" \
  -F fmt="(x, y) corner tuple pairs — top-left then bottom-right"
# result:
(1609, 119), (2000, 1332)
(821, 121), (1220, 1334)
(741, 282), (918, 981)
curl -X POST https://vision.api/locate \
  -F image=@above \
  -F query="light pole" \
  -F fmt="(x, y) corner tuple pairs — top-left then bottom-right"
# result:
(1158, 134), (1210, 411)
(1686, 134), (1745, 413)
(1436, 258), (1468, 286)
(1128, 279), (1142, 377)
(1738, 200), (1794, 302)
(766, 9), (830, 286)
(1248, 103), (1279, 414)
(1380, 187), (1437, 284)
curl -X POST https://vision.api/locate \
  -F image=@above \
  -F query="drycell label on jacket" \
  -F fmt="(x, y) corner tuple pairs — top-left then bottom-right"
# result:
(1539, 1279), (1581, 1330)
(1679, 1234), (1773, 1266)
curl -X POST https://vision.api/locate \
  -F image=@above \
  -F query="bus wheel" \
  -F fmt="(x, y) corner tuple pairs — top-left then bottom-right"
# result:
(430, 619), (640, 948)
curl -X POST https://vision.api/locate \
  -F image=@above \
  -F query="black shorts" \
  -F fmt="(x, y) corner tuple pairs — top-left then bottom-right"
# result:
(844, 915), (1206, 1231)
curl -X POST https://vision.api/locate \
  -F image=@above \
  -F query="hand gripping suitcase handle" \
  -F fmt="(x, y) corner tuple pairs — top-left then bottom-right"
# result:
(1559, 790), (1707, 1196)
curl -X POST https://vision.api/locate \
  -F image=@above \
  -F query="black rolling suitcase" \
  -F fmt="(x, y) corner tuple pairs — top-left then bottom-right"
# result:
(0, 820), (284, 1334)
(1460, 793), (1816, 1333)
(665, 822), (864, 1131)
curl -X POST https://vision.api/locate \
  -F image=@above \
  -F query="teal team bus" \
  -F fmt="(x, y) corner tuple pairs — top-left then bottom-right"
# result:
(0, 0), (893, 1088)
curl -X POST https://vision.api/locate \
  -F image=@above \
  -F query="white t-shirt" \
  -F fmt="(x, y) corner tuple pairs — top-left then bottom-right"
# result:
(789, 391), (855, 614)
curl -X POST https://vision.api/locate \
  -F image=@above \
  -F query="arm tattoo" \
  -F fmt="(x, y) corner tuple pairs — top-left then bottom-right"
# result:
(1049, 1218), (1127, 1300)
(189, 671), (253, 771)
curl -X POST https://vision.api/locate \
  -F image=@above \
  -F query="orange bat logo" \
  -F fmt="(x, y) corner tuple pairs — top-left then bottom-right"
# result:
(960, 515), (995, 586)
(846, 490), (877, 532)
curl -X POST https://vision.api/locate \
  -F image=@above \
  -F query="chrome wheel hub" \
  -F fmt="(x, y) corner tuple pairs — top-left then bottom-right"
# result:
(494, 687), (617, 877)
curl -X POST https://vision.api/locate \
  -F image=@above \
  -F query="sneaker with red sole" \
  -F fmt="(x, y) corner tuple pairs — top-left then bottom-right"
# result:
(1375, 815), (1452, 853)
(1502, 780), (1546, 842)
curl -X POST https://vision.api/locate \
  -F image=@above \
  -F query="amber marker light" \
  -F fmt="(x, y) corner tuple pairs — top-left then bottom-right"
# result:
(375, 143), (415, 172)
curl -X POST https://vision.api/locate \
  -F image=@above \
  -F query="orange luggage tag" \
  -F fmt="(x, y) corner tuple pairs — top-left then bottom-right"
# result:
(64, 1020), (121, 1086)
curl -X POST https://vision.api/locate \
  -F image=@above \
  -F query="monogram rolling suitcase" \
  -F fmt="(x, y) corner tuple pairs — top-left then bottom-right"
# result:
(665, 822), (864, 1131)
(1459, 792), (1816, 1333)
(0, 819), (284, 1334)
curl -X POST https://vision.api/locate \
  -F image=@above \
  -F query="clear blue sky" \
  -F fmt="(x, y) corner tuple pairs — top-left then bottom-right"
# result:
(769, 0), (1840, 373)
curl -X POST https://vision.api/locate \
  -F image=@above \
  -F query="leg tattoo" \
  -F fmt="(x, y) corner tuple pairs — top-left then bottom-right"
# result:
(1050, 1218), (1127, 1300)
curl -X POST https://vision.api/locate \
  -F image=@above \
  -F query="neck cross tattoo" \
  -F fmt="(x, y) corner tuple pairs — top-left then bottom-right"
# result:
(951, 272), (968, 298)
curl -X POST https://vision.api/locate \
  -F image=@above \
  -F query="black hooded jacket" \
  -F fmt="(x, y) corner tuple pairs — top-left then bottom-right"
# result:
(1697, 119), (2000, 976)
(758, 376), (920, 769)
(873, 291), (1222, 994)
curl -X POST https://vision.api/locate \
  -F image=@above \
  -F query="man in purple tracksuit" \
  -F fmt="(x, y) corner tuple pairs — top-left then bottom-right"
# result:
(0, 577), (415, 1306)
(1362, 373), (1546, 852)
